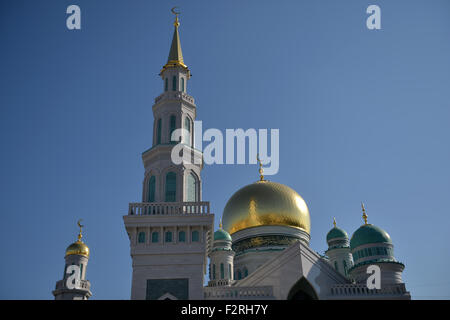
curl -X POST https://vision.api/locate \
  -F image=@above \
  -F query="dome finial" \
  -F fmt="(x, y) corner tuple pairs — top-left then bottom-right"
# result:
(257, 154), (265, 181)
(77, 219), (84, 242)
(333, 217), (336, 228)
(171, 7), (180, 28)
(219, 218), (223, 229)
(361, 202), (368, 225)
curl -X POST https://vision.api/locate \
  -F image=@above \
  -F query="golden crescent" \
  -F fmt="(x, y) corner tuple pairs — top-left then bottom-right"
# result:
(77, 219), (84, 228)
(171, 6), (180, 15)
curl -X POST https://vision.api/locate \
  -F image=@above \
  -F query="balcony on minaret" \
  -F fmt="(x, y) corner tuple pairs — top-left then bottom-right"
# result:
(154, 90), (195, 106)
(128, 201), (210, 216)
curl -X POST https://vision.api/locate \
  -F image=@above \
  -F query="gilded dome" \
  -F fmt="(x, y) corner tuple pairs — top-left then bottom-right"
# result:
(222, 180), (311, 235)
(65, 240), (90, 258)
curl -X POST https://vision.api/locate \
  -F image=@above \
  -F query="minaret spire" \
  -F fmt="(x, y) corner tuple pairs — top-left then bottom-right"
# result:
(160, 7), (190, 77)
(333, 217), (336, 228)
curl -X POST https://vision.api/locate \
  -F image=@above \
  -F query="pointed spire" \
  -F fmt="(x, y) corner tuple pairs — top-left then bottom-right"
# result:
(361, 202), (368, 225)
(160, 7), (190, 76)
(333, 217), (336, 228)
(257, 154), (265, 181)
(219, 218), (223, 229)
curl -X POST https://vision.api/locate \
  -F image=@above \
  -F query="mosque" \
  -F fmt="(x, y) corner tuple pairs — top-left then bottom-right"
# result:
(53, 11), (411, 300)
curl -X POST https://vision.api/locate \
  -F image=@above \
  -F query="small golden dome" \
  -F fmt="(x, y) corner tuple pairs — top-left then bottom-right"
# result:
(222, 180), (311, 235)
(65, 240), (90, 258)
(65, 219), (89, 258)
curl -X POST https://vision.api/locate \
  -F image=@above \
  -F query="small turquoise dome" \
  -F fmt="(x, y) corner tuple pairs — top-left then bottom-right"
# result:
(326, 226), (348, 242)
(214, 229), (232, 241)
(350, 224), (392, 249)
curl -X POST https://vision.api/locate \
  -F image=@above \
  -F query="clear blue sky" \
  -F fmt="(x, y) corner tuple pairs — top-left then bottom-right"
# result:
(1, 0), (449, 299)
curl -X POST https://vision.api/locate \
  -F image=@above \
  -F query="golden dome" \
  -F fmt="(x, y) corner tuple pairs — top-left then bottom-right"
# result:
(65, 240), (90, 258)
(222, 180), (311, 235)
(65, 219), (89, 258)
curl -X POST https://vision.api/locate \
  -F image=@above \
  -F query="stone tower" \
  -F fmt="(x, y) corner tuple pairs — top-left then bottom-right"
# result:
(208, 223), (235, 287)
(325, 218), (354, 277)
(123, 11), (214, 300)
(53, 221), (92, 300)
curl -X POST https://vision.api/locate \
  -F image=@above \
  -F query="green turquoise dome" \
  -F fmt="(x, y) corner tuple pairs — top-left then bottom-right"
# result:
(326, 227), (348, 242)
(214, 229), (232, 241)
(350, 224), (392, 249)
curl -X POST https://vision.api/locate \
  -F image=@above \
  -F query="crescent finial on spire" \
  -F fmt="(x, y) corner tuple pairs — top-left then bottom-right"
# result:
(171, 7), (180, 27)
(77, 219), (84, 242)
(257, 154), (265, 181)
(333, 217), (336, 228)
(361, 202), (368, 225)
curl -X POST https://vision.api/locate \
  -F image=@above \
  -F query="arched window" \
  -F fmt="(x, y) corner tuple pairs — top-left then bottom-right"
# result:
(186, 173), (197, 202)
(220, 263), (225, 279)
(243, 268), (248, 278)
(192, 230), (199, 242)
(165, 231), (172, 243)
(181, 77), (185, 92)
(165, 78), (168, 92)
(156, 118), (162, 145)
(237, 270), (242, 280)
(172, 76), (177, 91)
(147, 176), (156, 202)
(184, 117), (191, 146)
(165, 172), (176, 202)
(169, 115), (176, 143)
(334, 261), (339, 271)
(138, 232), (146, 243)
(212, 264), (216, 280)
(152, 232), (159, 243)
(178, 231), (186, 242)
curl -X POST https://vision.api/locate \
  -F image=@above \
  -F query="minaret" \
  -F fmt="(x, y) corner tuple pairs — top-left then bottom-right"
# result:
(123, 9), (214, 300)
(325, 218), (354, 277)
(349, 203), (410, 298)
(140, 7), (202, 204)
(208, 220), (235, 287)
(53, 220), (92, 300)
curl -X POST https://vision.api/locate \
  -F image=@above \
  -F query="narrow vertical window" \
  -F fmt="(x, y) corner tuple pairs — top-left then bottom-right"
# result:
(152, 232), (159, 243)
(212, 264), (216, 280)
(165, 78), (168, 92)
(220, 263), (224, 279)
(334, 261), (339, 271)
(186, 173), (197, 202)
(237, 270), (242, 280)
(184, 117), (191, 146)
(156, 118), (162, 145)
(244, 268), (248, 278)
(192, 230), (199, 242)
(181, 77), (185, 92)
(148, 176), (155, 202)
(343, 260), (347, 276)
(165, 231), (172, 243)
(169, 115), (176, 143)
(229, 264), (232, 280)
(138, 232), (146, 243)
(172, 76), (177, 91)
(165, 172), (176, 202)
(79, 263), (83, 280)
(179, 231), (186, 242)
